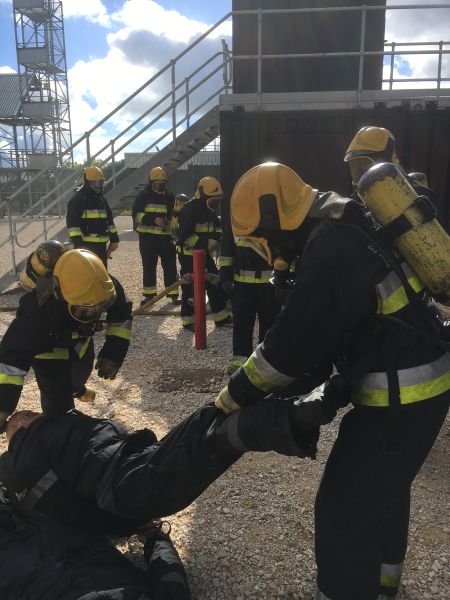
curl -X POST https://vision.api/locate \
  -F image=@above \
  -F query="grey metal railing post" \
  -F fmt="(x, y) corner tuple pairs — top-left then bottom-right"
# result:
(222, 38), (230, 93)
(357, 4), (367, 104)
(171, 59), (177, 145)
(185, 77), (190, 128)
(86, 133), (91, 163)
(437, 41), (444, 89)
(389, 42), (395, 90)
(111, 140), (116, 187)
(7, 202), (17, 273)
(257, 8), (263, 109)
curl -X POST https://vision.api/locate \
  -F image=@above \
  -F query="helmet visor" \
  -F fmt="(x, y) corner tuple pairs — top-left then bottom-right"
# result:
(206, 196), (223, 211)
(69, 292), (116, 323)
(348, 157), (375, 185)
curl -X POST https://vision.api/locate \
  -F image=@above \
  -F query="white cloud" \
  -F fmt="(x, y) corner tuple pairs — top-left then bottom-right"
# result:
(385, 1), (450, 88)
(63, 0), (111, 27)
(0, 66), (16, 74)
(67, 1), (230, 163)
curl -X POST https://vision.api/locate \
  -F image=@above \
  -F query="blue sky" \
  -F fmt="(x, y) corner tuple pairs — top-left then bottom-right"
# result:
(0, 0), (448, 162)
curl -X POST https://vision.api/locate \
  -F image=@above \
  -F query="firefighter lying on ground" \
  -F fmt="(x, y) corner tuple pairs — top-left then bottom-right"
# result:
(215, 162), (450, 600)
(177, 176), (231, 330)
(0, 248), (132, 428)
(0, 385), (341, 536)
(132, 167), (179, 305)
(0, 498), (189, 600)
(219, 219), (280, 374)
(66, 166), (119, 266)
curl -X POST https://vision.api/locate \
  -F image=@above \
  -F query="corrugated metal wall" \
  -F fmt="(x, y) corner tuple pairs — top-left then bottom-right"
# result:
(220, 107), (450, 229)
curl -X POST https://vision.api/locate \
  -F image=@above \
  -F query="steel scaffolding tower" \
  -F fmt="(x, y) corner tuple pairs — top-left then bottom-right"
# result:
(13, 0), (72, 170)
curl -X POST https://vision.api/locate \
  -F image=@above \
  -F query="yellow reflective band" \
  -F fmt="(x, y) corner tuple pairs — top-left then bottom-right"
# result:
(0, 373), (24, 386)
(212, 309), (230, 322)
(182, 316), (195, 326)
(35, 348), (70, 360)
(352, 369), (450, 406)
(250, 345), (297, 387)
(109, 226), (118, 233)
(178, 247), (193, 255)
(380, 575), (400, 588)
(144, 205), (167, 213)
(106, 325), (132, 340)
(69, 229), (82, 237)
(234, 274), (272, 284)
(82, 235), (110, 243)
(75, 337), (91, 358)
(167, 289), (178, 296)
(194, 224), (214, 233)
(82, 211), (107, 218)
(219, 257), (234, 267)
(184, 234), (199, 248)
(244, 356), (281, 393)
(143, 287), (157, 295)
(136, 212), (145, 224)
(236, 239), (253, 248)
(136, 226), (169, 235)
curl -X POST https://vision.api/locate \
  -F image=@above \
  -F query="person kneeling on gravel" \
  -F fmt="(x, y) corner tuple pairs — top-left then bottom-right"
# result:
(0, 384), (344, 536)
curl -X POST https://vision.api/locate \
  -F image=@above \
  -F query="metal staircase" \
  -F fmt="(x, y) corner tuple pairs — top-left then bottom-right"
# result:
(0, 13), (232, 291)
(109, 105), (220, 209)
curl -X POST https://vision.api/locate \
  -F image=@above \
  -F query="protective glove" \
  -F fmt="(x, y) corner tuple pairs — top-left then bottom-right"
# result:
(221, 280), (234, 299)
(219, 265), (234, 299)
(95, 357), (120, 380)
(0, 411), (9, 433)
(154, 217), (167, 227)
(290, 376), (350, 431)
(215, 386), (241, 414)
(106, 242), (119, 258)
(207, 238), (220, 255)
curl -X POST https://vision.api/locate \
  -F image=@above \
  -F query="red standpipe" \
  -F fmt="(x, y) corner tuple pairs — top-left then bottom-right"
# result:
(193, 249), (207, 349)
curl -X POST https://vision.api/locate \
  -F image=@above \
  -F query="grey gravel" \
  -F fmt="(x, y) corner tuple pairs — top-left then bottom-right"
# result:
(0, 216), (448, 599)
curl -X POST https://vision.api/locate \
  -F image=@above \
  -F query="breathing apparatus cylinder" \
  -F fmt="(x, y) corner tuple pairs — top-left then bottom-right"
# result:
(357, 162), (450, 305)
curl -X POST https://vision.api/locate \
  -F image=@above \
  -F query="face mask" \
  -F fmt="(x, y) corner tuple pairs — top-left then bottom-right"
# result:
(152, 181), (166, 194)
(89, 180), (104, 194)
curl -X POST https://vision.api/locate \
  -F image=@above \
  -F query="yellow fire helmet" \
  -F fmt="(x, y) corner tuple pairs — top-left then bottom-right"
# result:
(149, 166), (168, 182)
(194, 176), (224, 201)
(84, 166), (105, 181)
(344, 126), (399, 164)
(231, 162), (318, 237)
(53, 249), (116, 322)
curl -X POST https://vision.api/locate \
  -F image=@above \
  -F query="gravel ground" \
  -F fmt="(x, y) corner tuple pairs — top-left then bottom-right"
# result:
(0, 216), (448, 600)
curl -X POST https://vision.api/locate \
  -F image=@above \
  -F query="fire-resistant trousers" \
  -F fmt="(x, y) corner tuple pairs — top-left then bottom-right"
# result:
(78, 241), (108, 266)
(32, 340), (95, 415)
(138, 234), (178, 299)
(232, 281), (280, 362)
(315, 394), (449, 600)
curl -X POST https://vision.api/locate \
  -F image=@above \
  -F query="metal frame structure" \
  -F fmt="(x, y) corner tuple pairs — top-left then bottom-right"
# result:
(0, 3), (449, 292)
(13, 0), (72, 167)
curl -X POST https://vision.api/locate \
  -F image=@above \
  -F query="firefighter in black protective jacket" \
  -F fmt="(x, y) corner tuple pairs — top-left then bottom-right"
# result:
(214, 162), (450, 600)
(177, 176), (231, 329)
(66, 166), (119, 265)
(219, 220), (280, 373)
(0, 248), (132, 428)
(132, 166), (179, 304)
